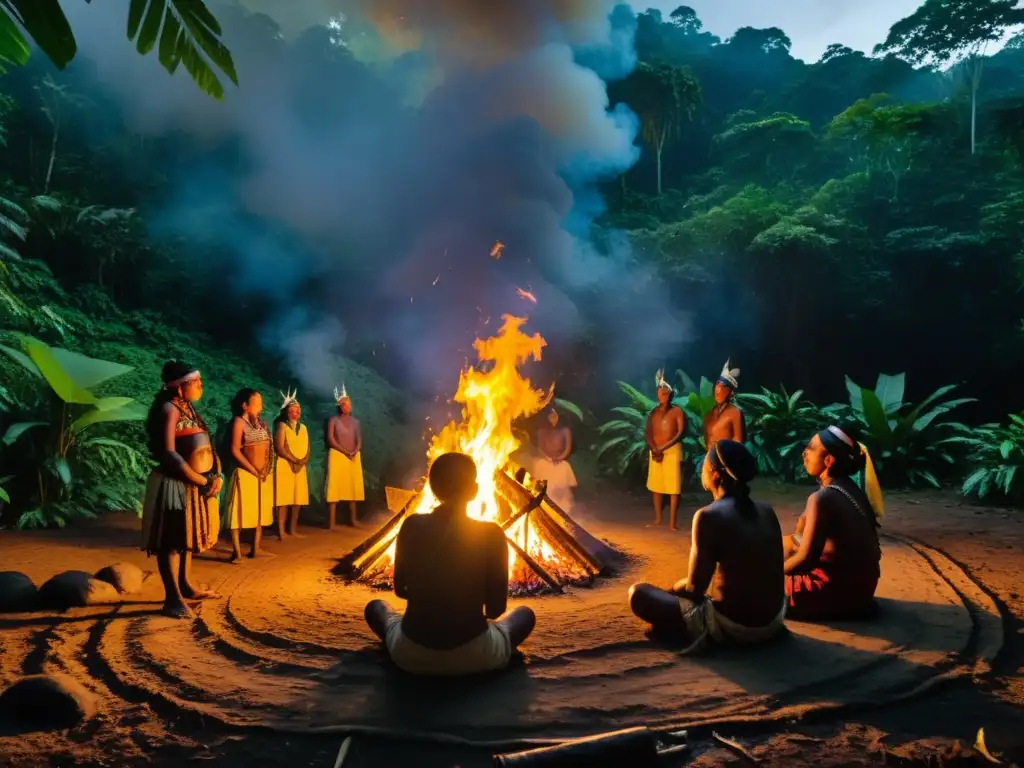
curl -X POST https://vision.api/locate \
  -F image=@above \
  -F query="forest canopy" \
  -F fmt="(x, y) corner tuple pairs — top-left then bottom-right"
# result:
(1, 0), (1024, 527)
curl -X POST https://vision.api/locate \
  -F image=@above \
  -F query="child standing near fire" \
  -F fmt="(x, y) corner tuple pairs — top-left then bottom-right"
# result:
(324, 384), (364, 529)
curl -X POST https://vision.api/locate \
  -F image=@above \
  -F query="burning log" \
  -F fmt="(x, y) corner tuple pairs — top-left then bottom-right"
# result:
(339, 466), (618, 594)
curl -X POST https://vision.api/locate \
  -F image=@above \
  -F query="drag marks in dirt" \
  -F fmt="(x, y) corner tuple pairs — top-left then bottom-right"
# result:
(0, 531), (1006, 742)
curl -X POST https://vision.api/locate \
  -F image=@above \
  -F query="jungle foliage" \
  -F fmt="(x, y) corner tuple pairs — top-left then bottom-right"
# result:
(2, 1), (1024, 525)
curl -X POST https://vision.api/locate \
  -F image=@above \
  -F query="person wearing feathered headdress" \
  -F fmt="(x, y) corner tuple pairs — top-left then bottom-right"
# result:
(782, 424), (884, 621)
(705, 359), (745, 447)
(273, 388), (310, 539)
(532, 403), (578, 512)
(645, 369), (687, 530)
(324, 382), (365, 528)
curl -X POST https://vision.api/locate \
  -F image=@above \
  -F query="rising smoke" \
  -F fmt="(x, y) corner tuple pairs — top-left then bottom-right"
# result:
(60, 0), (688, 401)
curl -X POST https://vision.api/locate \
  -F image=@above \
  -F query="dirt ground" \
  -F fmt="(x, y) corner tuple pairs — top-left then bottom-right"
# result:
(0, 481), (1021, 767)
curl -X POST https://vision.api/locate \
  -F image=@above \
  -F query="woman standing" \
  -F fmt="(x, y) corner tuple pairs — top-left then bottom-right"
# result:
(273, 389), (310, 539)
(223, 388), (275, 561)
(141, 361), (223, 619)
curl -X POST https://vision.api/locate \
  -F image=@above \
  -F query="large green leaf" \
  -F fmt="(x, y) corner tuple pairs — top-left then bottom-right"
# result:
(0, 341), (41, 378)
(48, 347), (133, 389)
(553, 397), (583, 422)
(23, 337), (97, 404)
(860, 388), (892, 444)
(93, 396), (136, 412)
(0, 9), (31, 72)
(127, 0), (238, 100)
(70, 401), (147, 434)
(911, 397), (976, 433)
(2, 0), (76, 69)
(2, 420), (47, 446)
(873, 372), (905, 415)
(845, 375), (864, 413)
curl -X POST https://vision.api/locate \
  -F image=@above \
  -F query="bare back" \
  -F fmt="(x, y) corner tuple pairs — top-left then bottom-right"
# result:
(694, 499), (785, 627)
(393, 509), (509, 650)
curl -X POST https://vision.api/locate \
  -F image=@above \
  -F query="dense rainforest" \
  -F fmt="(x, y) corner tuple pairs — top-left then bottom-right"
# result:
(0, 0), (1023, 530)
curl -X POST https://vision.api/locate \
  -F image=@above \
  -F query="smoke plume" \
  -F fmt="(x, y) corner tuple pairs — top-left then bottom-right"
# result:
(60, 0), (688, 401)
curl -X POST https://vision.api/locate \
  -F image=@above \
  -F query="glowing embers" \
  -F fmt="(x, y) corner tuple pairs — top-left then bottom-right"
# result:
(336, 314), (618, 595)
(338, 467), (613, 596)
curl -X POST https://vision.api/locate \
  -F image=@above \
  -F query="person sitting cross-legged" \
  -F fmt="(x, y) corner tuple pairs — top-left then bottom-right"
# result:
(628, 440), (787, 654)
(364, 452), (536, 676)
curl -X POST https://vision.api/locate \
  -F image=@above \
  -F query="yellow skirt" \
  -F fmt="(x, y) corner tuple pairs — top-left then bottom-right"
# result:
(325, 449), (365, 502)
(274, 457), (309, 506)
(647, 443), (683, 495)
(223, 469), (275, 530)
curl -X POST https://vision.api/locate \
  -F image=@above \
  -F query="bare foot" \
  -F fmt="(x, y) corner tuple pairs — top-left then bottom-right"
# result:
(181, 585), (222, 601)
(669, 525), (679, 531)
(227, 552), (243, 564)
(247, 549), (276, 559)
(161, 601), (195, 620)
(645, 520), (662, 528)
(290, 532), (306, 539)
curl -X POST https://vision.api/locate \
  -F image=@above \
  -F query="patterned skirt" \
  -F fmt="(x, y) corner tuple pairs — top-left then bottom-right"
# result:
(140, 470), (219, 555)
(785, 566), (879, 621)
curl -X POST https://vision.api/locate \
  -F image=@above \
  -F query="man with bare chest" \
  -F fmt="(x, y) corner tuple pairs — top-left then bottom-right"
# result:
(646, 371), (686, 530)
(324, 385), (365, 528)
(532, 408), (577, 511)
(704, 359), (745, 446)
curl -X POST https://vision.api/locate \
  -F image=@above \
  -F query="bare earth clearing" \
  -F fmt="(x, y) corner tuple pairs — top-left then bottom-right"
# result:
(0, 483), (1021, 767)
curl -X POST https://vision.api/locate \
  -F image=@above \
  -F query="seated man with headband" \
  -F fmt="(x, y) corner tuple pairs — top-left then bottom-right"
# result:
(784, 425), (884, 621)
(628, 440), (786, 654)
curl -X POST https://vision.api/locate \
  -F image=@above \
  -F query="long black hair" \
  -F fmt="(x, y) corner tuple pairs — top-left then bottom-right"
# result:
(818, 424), (867, 477)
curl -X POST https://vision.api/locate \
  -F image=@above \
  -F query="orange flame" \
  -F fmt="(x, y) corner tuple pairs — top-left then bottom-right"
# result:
(491, 241), (505, 259)
(388, 315), (556, 571)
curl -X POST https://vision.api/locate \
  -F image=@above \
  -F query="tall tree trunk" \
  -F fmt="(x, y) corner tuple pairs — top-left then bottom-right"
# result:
(970, 57), (983, 156)
(655, 124), (668, 196)
(44, 124), (59, 195)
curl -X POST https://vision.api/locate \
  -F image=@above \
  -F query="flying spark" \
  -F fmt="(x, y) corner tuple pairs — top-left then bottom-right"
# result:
(516, 287), (537, 304)
(491, 241), (505, 259)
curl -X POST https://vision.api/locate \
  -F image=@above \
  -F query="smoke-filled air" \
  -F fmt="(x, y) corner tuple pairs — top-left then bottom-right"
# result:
(2, 2), (1024, 765)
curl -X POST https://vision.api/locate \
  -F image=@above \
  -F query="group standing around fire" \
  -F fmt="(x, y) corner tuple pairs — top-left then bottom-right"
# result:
(140, 356), (886, 677)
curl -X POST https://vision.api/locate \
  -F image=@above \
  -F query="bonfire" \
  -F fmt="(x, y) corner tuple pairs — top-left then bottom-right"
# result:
(338, 314), (618, 595)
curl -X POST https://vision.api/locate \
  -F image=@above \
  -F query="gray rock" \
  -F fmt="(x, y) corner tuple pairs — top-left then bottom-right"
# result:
(0, 674), (96, 728)
(38, 571), (121, 609)
(94, 562), (147, 595)
(0, 571), (38, 613)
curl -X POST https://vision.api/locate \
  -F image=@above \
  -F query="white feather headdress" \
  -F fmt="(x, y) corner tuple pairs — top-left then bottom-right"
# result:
(718, 359), (740, 389)
(333, 382), (349, 402)
(279, 387), (299, 410)
(654, 369), (673, 393)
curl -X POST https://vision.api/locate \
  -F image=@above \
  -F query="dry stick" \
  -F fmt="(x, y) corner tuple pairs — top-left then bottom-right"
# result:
(712, 732), (759, 765)
(539, 495), (606, 571)
(345, 495), (420, 575)
(495, 471), (600, 576)
(505, 536), (563, 593)
(333, 737), (352, 768)
(533, 505), (601, 575)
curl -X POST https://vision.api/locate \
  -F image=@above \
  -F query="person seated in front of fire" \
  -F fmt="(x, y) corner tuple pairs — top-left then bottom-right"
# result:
(324, 383), (364, 529)
(364, 452), (537, 676)
(646, 370), (686, 530)
(705, 359), (745, 445)
(628, 439), (787, 654)
(531, 405), (578, 511)
(783, 425), (884, 621)
(273, 388), (310, 539)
